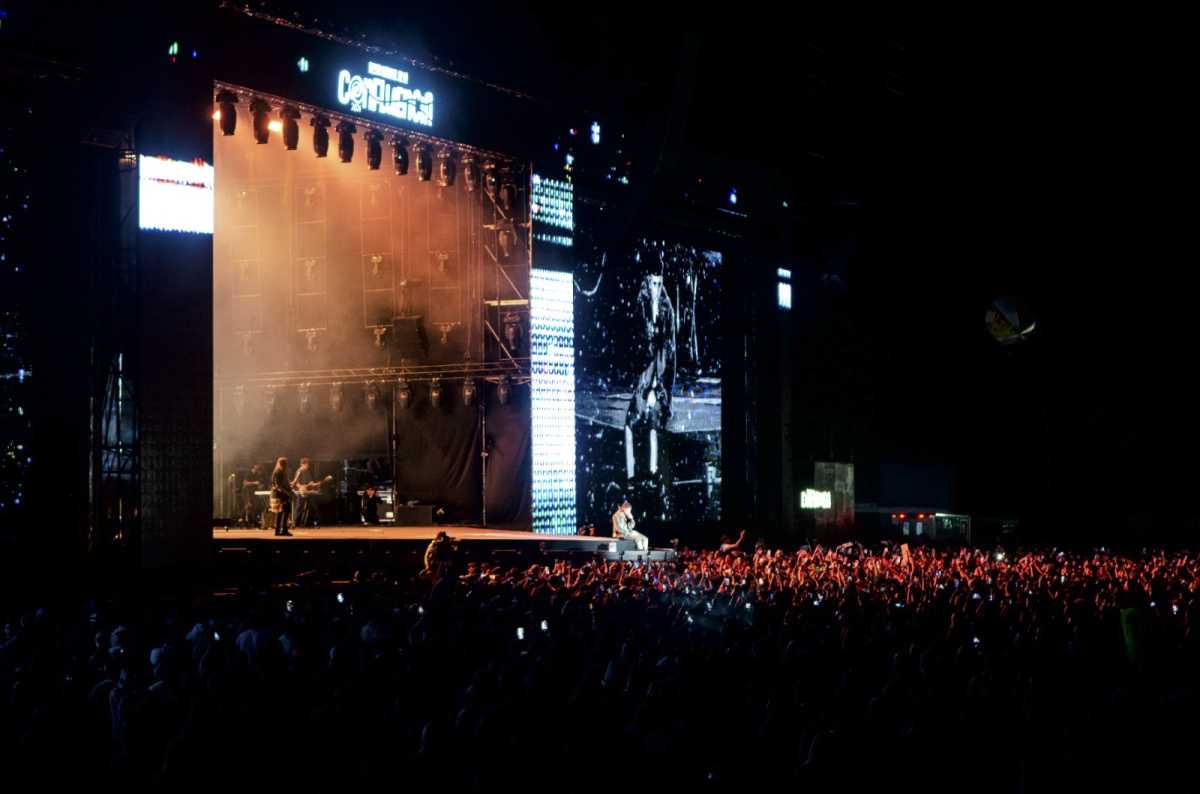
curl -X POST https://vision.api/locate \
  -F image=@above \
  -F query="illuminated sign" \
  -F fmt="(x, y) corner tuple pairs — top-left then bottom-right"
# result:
(800, 488), (832, 509)
(336, 61), (434, 128)
(138, 156), (213, 234)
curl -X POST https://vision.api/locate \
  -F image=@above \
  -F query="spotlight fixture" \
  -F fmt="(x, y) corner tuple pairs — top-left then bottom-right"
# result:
(502, 312), (523, 355)
(311, 115), (331, 157)
(330, 382), (344, 413)
(483, 161), (498, 200)
(391, 134), (410, 175)
(250, 98), (272, 144)
(365, 380), (380, 409)
(430, 379), (443, 407)
(231, 385), (245, 417)
(416, 145), (433, 181)
(496, 376), (510, 406)
(281, 106), (301, 150)
(499, 173), (516, 213)
(297, 382), (312, 414)
(215, 90), (238, 136)
(396, 379), (411, 410)
(462, 379), (476, 406)
(498, 228), (513, 262)
(437, 149), (456, 187)
(265, 386), (279, 413)
(336, 120), (356, 163)
(462, 156), (479, 192)
(364, 129), (383, 170)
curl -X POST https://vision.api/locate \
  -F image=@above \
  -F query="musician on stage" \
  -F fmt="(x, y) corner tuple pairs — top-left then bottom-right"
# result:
(291, 456), (318, 529)
(270, 457), (293, 536)
(242, 462), (264, 527)
(361, 484), (382, 525)
(612, 499), (649, 552)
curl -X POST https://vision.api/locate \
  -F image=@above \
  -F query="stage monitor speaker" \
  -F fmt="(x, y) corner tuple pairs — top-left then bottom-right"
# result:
(392, 315), (429, 360)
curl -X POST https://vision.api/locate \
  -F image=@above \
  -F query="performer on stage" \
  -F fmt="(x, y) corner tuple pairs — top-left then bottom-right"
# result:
(361, 484), (382, 525)
(270, 457), (293, 536)
(291, 456), (317, 529)
(611, 499), (649, 551)
(242, 462), (264, 527)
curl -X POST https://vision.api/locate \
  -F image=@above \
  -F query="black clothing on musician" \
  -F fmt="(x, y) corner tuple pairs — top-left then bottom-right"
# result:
(271, 466), (293, 535)
(361, 488), (382, 525)
(293, 462), (317, 528)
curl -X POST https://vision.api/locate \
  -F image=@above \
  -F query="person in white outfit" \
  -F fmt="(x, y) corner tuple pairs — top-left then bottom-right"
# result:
(611, 499), (649, 552)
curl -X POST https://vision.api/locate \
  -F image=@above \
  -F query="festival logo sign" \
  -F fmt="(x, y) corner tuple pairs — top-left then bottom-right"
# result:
(336, 61), (435, 129)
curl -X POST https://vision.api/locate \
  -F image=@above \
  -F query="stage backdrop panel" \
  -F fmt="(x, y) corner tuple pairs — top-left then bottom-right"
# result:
(213, 97), (528, 521)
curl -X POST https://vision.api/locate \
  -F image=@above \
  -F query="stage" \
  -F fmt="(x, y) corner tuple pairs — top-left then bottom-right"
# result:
(212, 524), (676, 563)
(214, 524), (614, 545)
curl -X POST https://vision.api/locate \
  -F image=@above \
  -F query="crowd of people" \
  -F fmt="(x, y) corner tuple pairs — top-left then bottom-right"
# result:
(2, 539), (1197, 789)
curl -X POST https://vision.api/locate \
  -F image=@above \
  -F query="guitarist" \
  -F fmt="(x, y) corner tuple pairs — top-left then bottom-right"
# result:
(291, 457), (318, 529)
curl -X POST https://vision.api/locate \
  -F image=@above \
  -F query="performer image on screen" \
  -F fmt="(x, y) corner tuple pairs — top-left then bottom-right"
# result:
(625, 263), (676, 483)
(271, 456), (293, 536)
(612, 499), (649, 552)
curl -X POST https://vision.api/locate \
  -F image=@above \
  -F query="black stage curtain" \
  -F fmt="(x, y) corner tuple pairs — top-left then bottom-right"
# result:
(484, 382), (532, 526)
(393, 388), (481, 522)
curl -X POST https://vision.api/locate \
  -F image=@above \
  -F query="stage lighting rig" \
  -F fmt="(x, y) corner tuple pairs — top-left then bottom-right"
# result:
(462, 379), (477, 406)
(392, 134), (410, 175)
(311, 115), (331, 157)
(496, 376), (511, 406)
(250, 98), (272, 144)
(336, 121), (356, 163)
(416, 144), (433, 181)
(280, 106), (301, 150)
(397, 379), (412, 410)
(430, 379), (443, 407)
(365, 129), (383, 170)
(365, 380), (380, 409)
(330, 382), (344, 413)
(437, 149), (456, 187)
(215, 90), (238, 136)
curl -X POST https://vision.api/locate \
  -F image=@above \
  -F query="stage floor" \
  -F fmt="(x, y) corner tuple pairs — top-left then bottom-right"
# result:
(213, 524), (615, 545)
